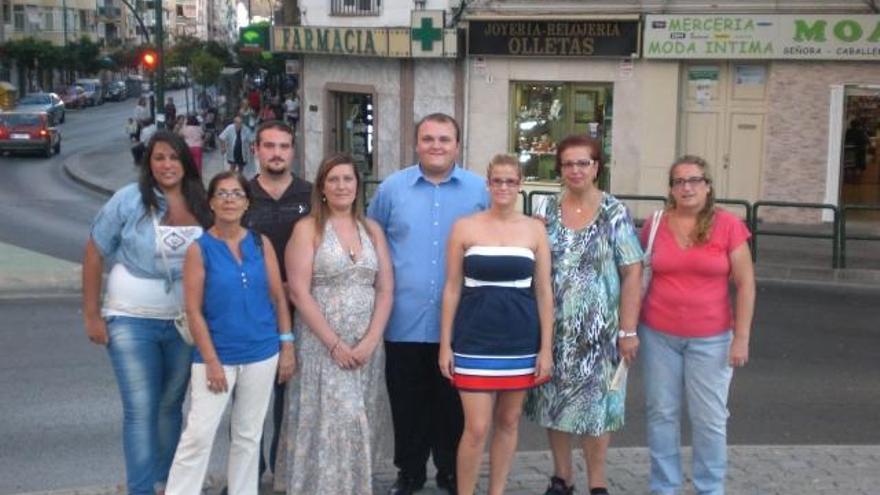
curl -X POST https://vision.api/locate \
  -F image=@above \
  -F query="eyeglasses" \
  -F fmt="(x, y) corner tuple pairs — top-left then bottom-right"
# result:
(670, 176), (708, 189)
(560, 159), (598, 170)
(489, 178), (520, 189)
(214, 190), (247, 200)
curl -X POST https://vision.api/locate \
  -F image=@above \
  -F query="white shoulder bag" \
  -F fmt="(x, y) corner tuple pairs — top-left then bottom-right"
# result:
(641, 210), (664, 297)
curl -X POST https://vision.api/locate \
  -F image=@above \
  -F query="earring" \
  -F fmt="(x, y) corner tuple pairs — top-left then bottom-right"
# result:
(322, 196), (327, 203)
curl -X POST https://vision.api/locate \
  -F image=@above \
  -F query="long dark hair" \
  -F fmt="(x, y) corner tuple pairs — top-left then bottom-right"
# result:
(138, 130), (211, 227)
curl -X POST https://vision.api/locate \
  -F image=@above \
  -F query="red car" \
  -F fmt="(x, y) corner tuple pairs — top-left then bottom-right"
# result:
(58, 85), (87, 109)
(0, 112), (62, 157)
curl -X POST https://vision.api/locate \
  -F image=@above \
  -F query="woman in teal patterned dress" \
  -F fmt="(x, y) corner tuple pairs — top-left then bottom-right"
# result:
(524, 135), (643, 495)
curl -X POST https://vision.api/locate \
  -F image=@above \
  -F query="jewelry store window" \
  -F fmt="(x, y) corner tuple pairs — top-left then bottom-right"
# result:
(510, 81), (613, 188)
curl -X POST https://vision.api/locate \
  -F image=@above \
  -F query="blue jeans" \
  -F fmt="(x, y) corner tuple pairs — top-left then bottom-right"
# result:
(106, 316), (192, 495)
(640, 324), (733, 495)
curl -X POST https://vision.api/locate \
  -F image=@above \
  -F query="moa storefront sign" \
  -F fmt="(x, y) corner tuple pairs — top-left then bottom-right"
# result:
(644, 14), (880, 60)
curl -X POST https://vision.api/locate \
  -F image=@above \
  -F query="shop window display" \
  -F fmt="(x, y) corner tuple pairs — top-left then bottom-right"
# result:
(510, 82), (613, 186)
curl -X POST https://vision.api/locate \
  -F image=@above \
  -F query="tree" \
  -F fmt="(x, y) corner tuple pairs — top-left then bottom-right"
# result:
(3, 38), (59, 91)
(191, 51), (223, 101)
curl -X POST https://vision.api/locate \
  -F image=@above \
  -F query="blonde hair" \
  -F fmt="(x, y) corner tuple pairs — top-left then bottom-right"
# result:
(487, 153), (521, 180)
(667, 155), (715, 245)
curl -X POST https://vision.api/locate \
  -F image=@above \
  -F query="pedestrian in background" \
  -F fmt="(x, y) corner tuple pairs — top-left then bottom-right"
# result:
(284, 93), (300, 129)
(82, 131), (211, 495)
(219, 116), (253, 175)
(367, 113), (489, 495)
(180, 114), (205, 173)
(439, 154), (554, 495)
(164, 171), (295, 495)
(284, 153), (394, 494)
(239, 100), (257, 131)
(133, 97), (150, 140)
(639, 155), (755, 495)
(241, 120), (312, 484)
(164, 97), (177, 128)
(524, 135), (643, 495)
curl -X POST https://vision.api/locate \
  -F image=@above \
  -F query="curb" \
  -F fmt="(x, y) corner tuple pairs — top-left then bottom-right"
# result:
(756, 264), (880, 289)
(62, 152), (115, 197)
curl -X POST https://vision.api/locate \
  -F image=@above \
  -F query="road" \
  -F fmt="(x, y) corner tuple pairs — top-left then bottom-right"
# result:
(1, 283), (878, 494)
(0, 90), (189, 262)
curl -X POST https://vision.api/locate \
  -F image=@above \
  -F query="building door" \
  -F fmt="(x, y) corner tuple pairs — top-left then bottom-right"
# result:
(678, 62), (768, 202)
(839, 86), (880, 222)
(328, 91), (375, 178)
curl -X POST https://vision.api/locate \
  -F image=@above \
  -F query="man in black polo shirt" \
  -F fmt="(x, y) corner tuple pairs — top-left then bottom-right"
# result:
(244, 120), (312, 482)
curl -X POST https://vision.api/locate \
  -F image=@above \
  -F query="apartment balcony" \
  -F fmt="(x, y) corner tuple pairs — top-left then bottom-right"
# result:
(330, 0), (381, 16)
(97, 6), (123, 22)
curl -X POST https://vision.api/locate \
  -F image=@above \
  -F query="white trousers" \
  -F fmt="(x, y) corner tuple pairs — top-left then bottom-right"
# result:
(165, 354), (278, 495)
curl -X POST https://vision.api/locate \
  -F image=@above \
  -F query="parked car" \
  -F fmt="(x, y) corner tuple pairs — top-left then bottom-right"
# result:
(15, 92), (65, 125)
(76, 79), (104, 106)
(0, 112), (62, 157)
(58, 85), (87, 109)
(105, 81), (128, 102)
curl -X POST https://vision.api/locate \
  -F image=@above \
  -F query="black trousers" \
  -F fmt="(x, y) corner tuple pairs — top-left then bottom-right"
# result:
(385, 341), (463, 484)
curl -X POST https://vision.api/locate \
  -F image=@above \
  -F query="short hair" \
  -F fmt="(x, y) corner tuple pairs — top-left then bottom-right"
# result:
(487, 153), (522, 180)
(207, 170), (253, 202)
(554, 134), (605, 182)
(415, 112), (461, 143)
(255, 120), (295, 146)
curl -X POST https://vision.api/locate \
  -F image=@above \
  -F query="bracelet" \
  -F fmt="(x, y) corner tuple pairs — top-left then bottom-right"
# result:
(329, 337), (341, 355)
(279, 333), (294, 343)
(618, 330), (638, 339)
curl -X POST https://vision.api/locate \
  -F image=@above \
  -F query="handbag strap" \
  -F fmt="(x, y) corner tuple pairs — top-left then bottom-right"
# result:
(645, 209), (664, 259)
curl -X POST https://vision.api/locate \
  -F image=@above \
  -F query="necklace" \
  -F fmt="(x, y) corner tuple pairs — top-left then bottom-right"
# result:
(348, 247), (357, 262)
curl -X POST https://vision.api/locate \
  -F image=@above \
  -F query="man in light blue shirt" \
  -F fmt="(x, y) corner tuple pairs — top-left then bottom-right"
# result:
(368, 113), (488, 495)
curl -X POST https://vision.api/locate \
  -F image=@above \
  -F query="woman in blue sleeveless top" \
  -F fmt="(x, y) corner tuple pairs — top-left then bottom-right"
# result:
(164, 172), (295, 495)
(439, 154), (554, 495)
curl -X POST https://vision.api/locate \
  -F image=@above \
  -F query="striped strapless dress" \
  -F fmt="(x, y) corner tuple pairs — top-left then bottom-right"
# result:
(452, 246), (546, 391)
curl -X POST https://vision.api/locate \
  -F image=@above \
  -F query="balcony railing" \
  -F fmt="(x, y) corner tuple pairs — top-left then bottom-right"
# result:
(330, 0), (381, 16)
(97, 6), (122, 19)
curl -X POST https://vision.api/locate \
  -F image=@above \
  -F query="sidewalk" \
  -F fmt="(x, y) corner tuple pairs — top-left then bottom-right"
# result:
(62, 141), (880, 287)
(14, 445), (880, 495)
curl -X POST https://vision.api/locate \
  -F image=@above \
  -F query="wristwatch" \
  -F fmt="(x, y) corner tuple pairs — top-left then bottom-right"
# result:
(618, 330), (638, 339)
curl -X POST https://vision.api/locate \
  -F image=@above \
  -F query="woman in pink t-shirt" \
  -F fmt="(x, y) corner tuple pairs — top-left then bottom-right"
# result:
(639, 155), (755, 495)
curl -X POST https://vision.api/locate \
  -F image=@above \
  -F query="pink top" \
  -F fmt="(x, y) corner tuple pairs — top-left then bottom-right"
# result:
(180, 125), (204, 148)
(640, 208), (751, 338)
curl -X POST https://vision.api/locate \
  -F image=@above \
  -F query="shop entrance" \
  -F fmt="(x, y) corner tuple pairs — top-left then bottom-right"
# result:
(509, 82), (613, 186)
(328, 90), (375, 178)
(678, 62), (768, 203)
(840, 86), (880, 222)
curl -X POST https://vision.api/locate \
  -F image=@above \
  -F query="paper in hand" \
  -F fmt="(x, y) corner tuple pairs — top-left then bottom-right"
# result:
(610, 360), (628, 391)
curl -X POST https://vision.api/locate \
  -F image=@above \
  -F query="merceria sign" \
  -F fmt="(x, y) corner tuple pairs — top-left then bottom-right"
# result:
(467, 19), (640, 57)
(644, 14), (880, 60)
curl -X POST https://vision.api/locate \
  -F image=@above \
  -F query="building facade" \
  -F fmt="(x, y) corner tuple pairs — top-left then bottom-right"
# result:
(276, 0), (880, 223)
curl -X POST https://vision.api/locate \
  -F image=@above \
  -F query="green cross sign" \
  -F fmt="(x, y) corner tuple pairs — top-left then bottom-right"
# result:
(412, 17), (442, 51)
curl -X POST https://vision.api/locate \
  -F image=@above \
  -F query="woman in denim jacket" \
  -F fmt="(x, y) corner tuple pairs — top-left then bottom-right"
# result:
(82, 131), (211, 495)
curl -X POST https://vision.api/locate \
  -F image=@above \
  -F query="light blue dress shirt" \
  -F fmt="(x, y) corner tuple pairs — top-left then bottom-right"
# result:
(367, 164), (489, 343)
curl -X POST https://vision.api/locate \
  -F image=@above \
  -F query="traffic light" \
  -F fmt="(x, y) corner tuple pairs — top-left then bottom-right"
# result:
(142, 50), (158, 71)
